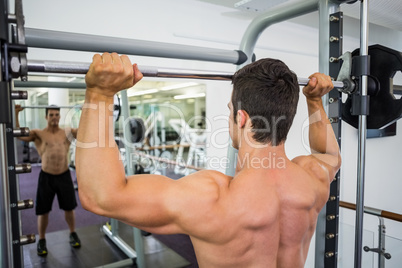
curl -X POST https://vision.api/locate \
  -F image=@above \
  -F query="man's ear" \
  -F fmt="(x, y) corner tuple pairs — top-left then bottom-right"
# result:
(236, 110), (248, 128)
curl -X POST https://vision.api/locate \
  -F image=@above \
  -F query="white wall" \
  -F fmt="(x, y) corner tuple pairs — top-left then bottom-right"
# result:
(20, 0), (402, 266)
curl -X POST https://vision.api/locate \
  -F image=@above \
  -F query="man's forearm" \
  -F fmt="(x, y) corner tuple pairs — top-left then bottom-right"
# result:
(75, 92), (126, 210)
(307, 98), (340, 157)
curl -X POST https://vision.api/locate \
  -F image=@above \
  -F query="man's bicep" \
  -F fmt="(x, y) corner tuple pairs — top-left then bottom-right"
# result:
(111, 172), (222, 235)
(109, 174), (185, 234)
(17, 129), (37, 142)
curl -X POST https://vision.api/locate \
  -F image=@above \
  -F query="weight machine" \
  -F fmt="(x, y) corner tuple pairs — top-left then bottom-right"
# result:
(1, 0), (402, 268)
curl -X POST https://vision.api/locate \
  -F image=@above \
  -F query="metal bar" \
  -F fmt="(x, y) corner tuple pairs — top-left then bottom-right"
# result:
(25, 28), (248, 65)
(27, 60), (233, 80)
(14, 81), (86, 89)
(94, 258), (134, 268)
(20, 105), (81, 109)
(25, 60), (346, 88)
(0, 124), (13, 268)
(27, 60), (90, 74)
(101, 225), (136, 259)
(378, 217), (385, 268)
(339, 201), (402, 222)
(355, 1), (369, 268)
(238, 0), (319, 64)
(120, 90), (146, 268)
(298, 77), (344, 88)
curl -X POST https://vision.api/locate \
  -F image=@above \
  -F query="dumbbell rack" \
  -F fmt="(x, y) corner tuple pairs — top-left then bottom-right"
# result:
(0, 0), (36, 267)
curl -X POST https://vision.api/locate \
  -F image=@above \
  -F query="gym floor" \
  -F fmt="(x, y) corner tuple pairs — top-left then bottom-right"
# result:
(22, 223), (196, 268)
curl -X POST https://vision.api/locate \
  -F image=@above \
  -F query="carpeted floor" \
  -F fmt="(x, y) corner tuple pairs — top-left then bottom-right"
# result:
(18, 165), (109, 235)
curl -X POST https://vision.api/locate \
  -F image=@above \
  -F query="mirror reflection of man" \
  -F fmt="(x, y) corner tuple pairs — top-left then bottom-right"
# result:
(15, 104), (80, 256)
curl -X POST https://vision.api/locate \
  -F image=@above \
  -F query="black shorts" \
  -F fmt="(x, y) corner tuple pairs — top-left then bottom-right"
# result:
(35, 169), (77, 215)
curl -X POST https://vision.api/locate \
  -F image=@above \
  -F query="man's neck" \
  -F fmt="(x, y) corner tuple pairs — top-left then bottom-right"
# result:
(46, 125), (60, 133)
(235, 142), (288, 173)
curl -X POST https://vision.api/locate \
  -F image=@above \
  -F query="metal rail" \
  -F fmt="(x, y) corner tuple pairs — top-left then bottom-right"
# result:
(340, 201), (402, 223)
(20, 105), (81, 109)
(25, 28), (248, 65)
(24, 60), (346, 88)
(355, 1), (370, 267)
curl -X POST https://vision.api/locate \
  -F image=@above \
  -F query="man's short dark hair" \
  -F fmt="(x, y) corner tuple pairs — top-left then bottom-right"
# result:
(231, 58), (299, 146)
(45, 105), (60, 116)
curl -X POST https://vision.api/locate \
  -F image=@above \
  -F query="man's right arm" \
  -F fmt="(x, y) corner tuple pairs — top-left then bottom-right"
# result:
(15, 105), (37, 142)
(292, 73), (341, 182)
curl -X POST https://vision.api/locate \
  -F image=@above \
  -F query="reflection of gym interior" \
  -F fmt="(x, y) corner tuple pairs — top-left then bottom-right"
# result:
(15, 77), (207, 267)
(2, 0), (402, 268)
(16, 77), (207, 175)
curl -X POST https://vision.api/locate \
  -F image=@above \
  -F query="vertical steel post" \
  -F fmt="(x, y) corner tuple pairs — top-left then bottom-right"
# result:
(0, 0), (14, 266)
(121, 90), (146, 268)
(0, 125), (13, 268)
(354, 1), (369, 267)
(378, 217), (385, 268)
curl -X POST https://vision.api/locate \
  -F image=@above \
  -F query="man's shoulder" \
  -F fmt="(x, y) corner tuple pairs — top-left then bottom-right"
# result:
(291, 155), (331, 185)
(188, 169), (231, 181)
(30, 128), (44, 138)
(291, 155), (323, 171)
(183, 169), (232, 189)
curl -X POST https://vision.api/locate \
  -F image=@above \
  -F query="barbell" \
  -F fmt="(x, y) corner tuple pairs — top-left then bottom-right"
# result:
(20, 95), (121, 122)
(25, 59), (346, 89)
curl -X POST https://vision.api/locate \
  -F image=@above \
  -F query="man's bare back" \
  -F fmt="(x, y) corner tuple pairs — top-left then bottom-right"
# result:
(147, 153), (329, 267)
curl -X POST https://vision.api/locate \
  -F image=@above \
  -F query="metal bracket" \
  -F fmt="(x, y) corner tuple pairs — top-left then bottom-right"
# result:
(352, 55), (370, 77)
(351, 94), (370, 116)
(336, 51), (356, 94)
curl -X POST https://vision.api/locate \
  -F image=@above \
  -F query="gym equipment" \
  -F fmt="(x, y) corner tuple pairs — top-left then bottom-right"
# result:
(342, 44), (402, 129)
(169, 119), (206, 176)
(340, 201), (400, 266)
(143, 106), (166, 148)
(27, 59), (347, 89)
(25, 28), (249, 65)
(340, 201), (402, 223)
(21, 105), (81, 109)
(0, 0), (397, 267)
(129, 117), (145, 143)
(352, 2), (369, 267)
(19, 95), (122, 122)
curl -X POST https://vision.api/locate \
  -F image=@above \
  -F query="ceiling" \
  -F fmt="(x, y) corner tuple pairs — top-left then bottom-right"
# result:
(198, 0), (402, 31)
